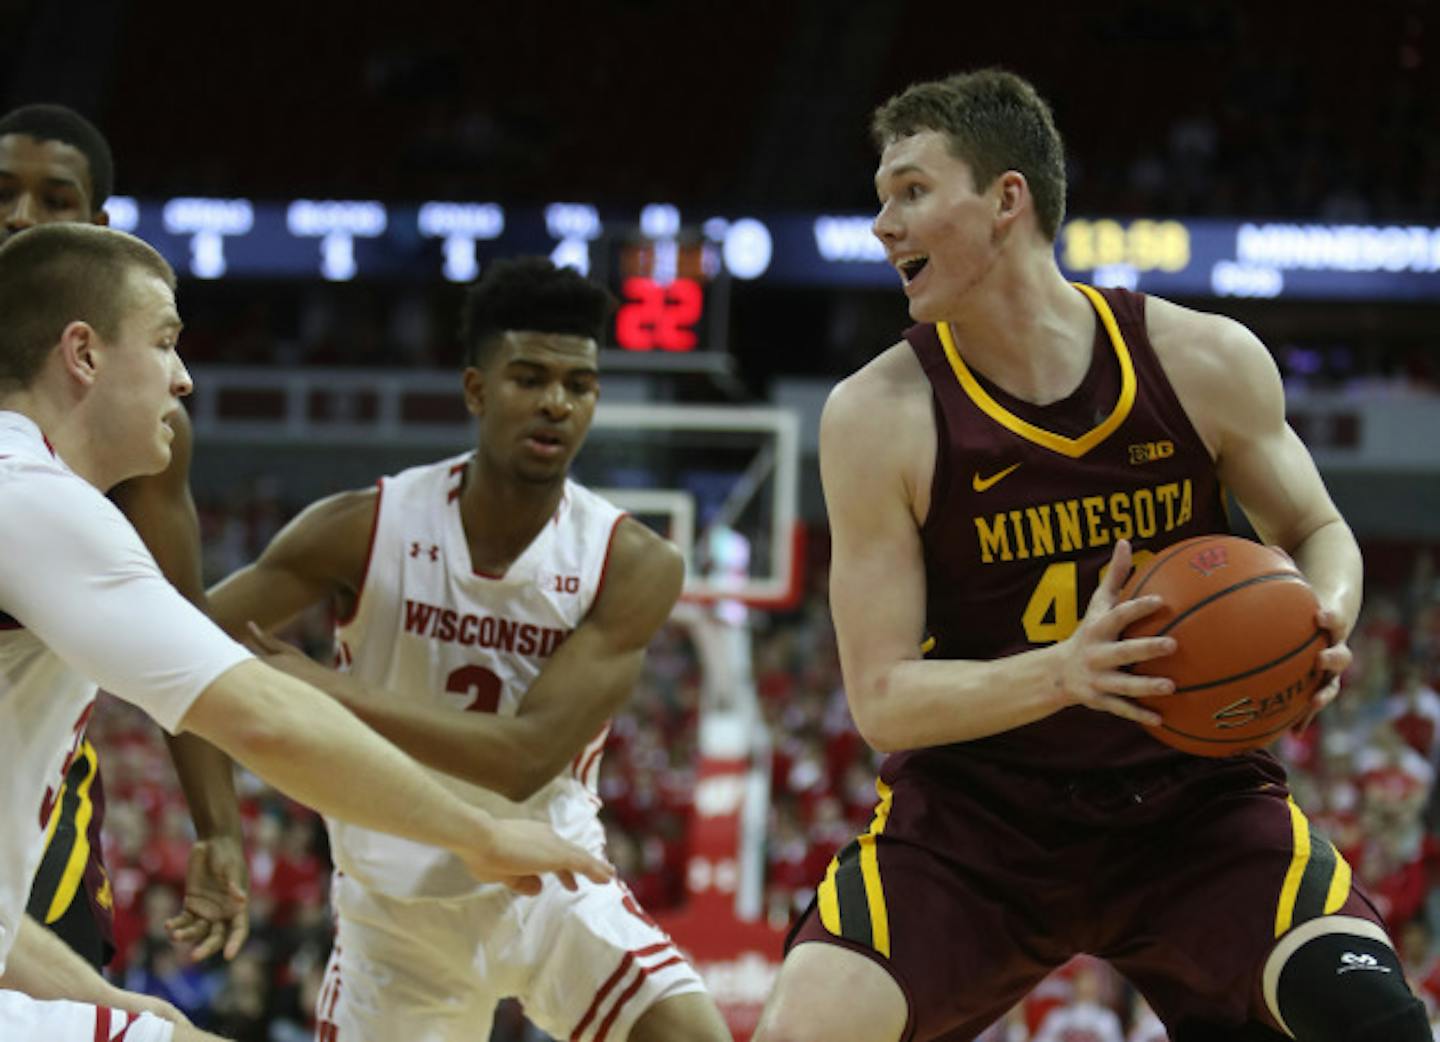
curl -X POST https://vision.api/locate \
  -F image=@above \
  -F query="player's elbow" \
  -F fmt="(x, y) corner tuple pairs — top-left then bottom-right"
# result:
(482, 737), (560, 802)
(848, 672), (908, 754)
(182, 680), (291, 765)
(495, 765), (550, 803)
(180, 661), (318, 768)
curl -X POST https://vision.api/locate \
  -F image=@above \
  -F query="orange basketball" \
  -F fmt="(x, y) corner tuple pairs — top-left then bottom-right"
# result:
(1120, 535), (1329, 757)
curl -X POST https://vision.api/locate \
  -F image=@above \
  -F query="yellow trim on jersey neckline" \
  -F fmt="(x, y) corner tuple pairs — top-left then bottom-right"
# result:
(935, 282), (1136, 458)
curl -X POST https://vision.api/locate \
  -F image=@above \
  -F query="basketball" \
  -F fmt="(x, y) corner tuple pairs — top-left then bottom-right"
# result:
(1120, 535), (1330, 757)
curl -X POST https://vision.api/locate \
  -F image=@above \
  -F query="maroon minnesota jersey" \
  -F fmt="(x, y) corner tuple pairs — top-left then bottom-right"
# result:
(898, 284), (1229, 774)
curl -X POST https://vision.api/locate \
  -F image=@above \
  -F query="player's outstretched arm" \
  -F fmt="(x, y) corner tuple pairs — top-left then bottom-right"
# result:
(246, 518), (686, 802)
(1147, 300), (1360, 716)
(177, 658), (613, 893)
(822, 352), (1176, 754)
(207, 486), (378, 635)
(0, 915), (195, 1027)
(109, 407), (248, 961)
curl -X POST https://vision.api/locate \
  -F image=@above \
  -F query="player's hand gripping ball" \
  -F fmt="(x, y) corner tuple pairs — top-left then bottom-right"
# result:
(1120, 535), (1330, 756)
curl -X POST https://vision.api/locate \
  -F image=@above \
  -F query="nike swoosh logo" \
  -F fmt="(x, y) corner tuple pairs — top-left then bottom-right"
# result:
(972, 463), (1021, 492)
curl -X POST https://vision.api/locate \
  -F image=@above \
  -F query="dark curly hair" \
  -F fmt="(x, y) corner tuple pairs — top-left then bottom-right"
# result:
(0, 104), (115, 208)
(871, 69), (1067, 241)
(458, 256), (615, 369)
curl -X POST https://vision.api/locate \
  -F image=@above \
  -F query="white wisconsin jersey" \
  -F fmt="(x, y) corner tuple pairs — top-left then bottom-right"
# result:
(0, 413), (249, 971)
(333, 453), (625, 899)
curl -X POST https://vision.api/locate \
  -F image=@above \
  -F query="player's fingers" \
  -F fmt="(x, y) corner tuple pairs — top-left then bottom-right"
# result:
(574, 852), (614, 884)
(190, 922), (225, 962)
(1096, 670), (1175, 699)
(1316, 645), (1351, 675)
(1081, 692), (1162, 727)
(555, 870), (579, 892)
(1087, 540), (1132, 613)
(504, 875), (543, 896)
(1105, 539), (1133, 592)
(1096, 636), (1176, 670)
(170, 923), (208, 945)
(223, 915), (250, 961)
(1293, 677), (1339, 733)
(1313, 675), (1341, 710)
(1101, 594), (1166, 635)
(166, 914), (208, 943)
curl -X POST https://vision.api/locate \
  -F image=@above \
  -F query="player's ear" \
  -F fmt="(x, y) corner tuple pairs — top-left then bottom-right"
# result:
(57, 321), (102, 389)
(462, 366), (485, 417)
(994, 170), (1027, 234)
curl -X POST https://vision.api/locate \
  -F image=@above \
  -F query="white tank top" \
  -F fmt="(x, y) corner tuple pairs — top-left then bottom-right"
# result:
(331, 453), (625, 900)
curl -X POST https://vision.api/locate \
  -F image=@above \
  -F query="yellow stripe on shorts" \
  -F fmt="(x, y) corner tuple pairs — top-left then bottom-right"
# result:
(45, 742), (100, 923)
(815, 778), (895, 957)
(1274, 796), (1352, 937)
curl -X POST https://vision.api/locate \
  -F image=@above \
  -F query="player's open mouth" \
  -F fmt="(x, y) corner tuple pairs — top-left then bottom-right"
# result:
(525, 432), (565, 457)
(897, 255), (929, 285)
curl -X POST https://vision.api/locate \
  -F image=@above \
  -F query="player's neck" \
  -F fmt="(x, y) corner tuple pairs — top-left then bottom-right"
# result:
(0, 388), (113, 488)
(456, 454), (566, 573)
(939, 258), (1096, 406)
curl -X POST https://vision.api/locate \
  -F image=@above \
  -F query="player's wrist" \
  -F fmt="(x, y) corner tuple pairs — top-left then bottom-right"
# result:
(446, 805), (500, 863)
(1037, 642), (1077, 712)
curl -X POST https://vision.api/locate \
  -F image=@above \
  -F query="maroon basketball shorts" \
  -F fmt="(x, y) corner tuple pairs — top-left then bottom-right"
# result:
(787, 753), (1385, 1042)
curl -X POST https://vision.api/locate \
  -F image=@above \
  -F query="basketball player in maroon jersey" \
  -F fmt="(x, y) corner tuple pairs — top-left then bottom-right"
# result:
(754, 71), (1428, 1042)
(0, 104), (248, 967)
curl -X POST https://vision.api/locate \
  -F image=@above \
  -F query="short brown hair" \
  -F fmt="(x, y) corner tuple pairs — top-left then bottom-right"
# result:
(871, 69), (1067, 241)
(0, 224), (175, 390)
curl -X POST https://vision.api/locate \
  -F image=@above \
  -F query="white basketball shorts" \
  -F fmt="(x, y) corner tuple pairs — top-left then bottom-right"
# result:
(316, 871), (706, 1042)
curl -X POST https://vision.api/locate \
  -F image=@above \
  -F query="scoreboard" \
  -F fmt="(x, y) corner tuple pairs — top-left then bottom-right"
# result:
(106, 194), (1440, 357)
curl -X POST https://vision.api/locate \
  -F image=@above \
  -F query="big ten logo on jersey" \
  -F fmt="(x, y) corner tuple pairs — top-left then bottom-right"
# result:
(1128, 439), (1174, 464)
(615, 276), (704, 352)
(550, 572), (580, 595)
(39, 701), (94, 828)
(409, 541), (440, 562)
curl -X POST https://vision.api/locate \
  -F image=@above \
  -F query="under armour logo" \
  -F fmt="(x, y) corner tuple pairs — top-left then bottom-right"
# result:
(1337, 952), (1390, 974)
(410, 542), (440, 561)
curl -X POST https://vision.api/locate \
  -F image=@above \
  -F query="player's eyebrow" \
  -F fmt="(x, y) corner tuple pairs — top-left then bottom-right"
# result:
(0, 170), (85, 191)
(874, 162), (926, 196)
(508, 358), (598, 378)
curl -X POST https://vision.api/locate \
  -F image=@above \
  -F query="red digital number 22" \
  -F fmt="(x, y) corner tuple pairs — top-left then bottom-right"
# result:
(616, 277), (702, 352)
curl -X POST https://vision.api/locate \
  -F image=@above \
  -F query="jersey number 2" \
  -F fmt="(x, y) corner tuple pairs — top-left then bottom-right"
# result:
(1021, 552), (1156, 644)
(445, 664), (503, 714)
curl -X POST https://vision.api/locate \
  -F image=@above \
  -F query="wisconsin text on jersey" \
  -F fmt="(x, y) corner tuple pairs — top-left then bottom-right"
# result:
(402, 599), (570, 655)
(975, 478), (1196, 564)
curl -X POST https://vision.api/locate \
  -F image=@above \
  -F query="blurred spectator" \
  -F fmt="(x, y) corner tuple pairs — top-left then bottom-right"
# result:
(1032, 959), (1125, 1042)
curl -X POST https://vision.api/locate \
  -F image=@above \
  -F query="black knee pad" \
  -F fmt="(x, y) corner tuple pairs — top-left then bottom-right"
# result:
(1272, 929), (1430, 1041)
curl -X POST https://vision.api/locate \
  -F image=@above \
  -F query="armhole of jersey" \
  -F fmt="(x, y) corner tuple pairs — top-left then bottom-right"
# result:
(1135, 294), (1222, 466)
(918, 390), (950, 537)
(589, 511), (630, 618)
(334, 480), (385, 628)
